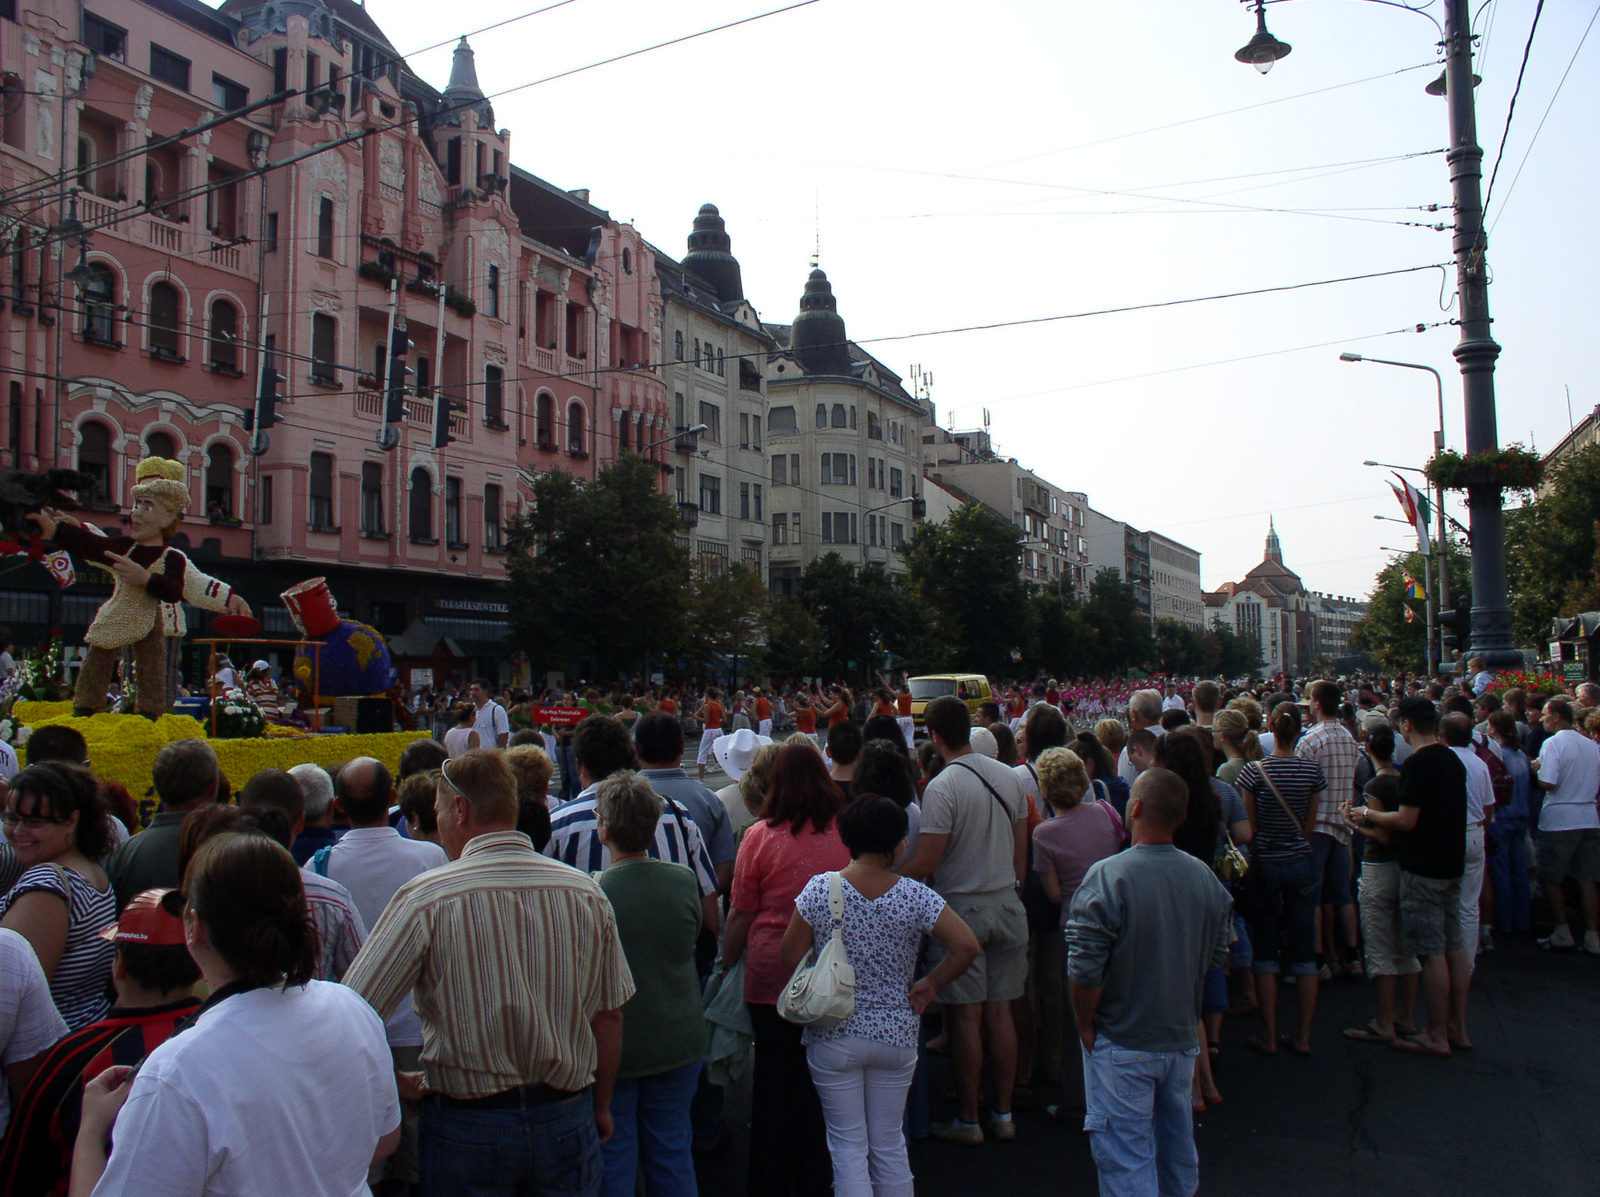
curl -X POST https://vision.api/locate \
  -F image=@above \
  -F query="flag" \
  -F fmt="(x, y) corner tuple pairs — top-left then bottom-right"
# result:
(1403, 573), (1426, 601)
(1405, 605), (1417, 623)
(1390, 475), (1433, 556)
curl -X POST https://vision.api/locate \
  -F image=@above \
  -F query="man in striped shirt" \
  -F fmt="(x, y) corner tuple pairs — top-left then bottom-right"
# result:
(345, 750), (635, 1197)
(1298, 681), (1365, 978)
(546, 716), (721, 934)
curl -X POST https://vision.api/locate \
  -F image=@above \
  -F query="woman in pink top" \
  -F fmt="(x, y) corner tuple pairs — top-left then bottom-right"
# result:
(1028, 746), (1127, 1122)
(724, 742), (849, 1197)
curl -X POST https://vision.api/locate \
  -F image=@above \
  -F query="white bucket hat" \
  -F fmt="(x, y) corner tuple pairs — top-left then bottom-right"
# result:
(713, 728), (773, 782)
(969, 725), (999, 759)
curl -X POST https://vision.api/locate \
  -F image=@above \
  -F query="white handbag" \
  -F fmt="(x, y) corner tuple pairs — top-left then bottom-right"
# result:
(776, 871), (856, 1029)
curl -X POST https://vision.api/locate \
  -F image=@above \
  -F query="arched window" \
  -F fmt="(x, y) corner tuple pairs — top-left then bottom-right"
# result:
(205, 442), (235, 519)
(831, 403), (847, 428)
(82, 264), (117, 344)
(146, 430), (177, 460)
(408, 466), (433, 541)
(567, 403), (585, 455)
(209, 299), (239, 372)
(148, 281), (180, 358)
(536, 392), (554, 446)
(77, 421), (113, 504)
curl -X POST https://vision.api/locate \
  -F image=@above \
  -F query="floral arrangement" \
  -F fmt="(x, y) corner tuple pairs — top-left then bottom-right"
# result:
(10, 637), (70, 703)
(1426, 445), (1544, 493)
(213, 689), (267, 740)
(1479, 671), (1565, 698)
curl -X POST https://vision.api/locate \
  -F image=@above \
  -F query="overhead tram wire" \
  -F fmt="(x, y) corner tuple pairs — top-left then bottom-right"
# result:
(1481, 0), (1546, 228)
(20, 0), (825, 258)
(1488, 0), (1599, 234)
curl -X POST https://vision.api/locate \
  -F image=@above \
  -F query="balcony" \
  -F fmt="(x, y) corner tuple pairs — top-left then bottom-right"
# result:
(145, 215), (183, 253)
(673, 425), (699, 454)
(678, 501), (700, 528)
(532, 345), (558, 373)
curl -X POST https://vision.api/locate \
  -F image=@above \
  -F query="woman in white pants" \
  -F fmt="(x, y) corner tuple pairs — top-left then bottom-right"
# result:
(781, 795), (978, 1197)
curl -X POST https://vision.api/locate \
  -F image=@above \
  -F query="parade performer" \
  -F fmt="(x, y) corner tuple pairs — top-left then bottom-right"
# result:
(30, 457), (251, 718)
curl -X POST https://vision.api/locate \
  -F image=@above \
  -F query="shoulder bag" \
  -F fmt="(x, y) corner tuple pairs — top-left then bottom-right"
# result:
(777, 871), (856, 1029)
(1257, 759), (1311, 841)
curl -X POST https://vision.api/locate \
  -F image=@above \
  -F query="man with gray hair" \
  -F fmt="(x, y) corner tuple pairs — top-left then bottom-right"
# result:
(288, 762), (340, 866)
(1118, 689), (1165, 786)
(108, 738), (218, 909)
(346, 750), (635, 1196)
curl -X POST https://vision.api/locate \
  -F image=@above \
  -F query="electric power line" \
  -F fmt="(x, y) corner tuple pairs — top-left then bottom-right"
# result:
(1481, 0), (1546, 226)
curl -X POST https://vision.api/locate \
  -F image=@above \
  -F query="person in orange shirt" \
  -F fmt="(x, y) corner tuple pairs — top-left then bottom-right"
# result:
(872, 688), (896, 720)
(793, 694), (819, 748)
(659, 688), (678, 717)
(694, 688), (726, 780)
(823, 686), (852, 729)
(755, 688), (773, 737)
(896, 682), (915, 752)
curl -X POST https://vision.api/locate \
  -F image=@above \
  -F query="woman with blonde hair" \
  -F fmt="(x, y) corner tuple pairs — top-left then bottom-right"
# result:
(1212, 708), (1263, 789)
(1094, 718), (1127, 761)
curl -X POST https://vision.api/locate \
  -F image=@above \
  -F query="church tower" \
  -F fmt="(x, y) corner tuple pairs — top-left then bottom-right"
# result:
(1264, 517), (1283, 564)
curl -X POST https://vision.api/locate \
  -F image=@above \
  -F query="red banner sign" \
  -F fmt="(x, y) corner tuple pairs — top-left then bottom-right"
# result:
(531, 705), (587, 726)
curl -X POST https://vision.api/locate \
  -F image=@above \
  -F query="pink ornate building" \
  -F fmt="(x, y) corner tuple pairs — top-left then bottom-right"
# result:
(1, 0), (665, 683)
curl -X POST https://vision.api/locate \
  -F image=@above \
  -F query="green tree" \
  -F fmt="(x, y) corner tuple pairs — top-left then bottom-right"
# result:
(1208, 618), (1264, 677)
(1152, 618), (1210, 676)
(504, 456), (690, 679)
(1506, 444), (1600, 643)
(1026, 584), (1099, 678)
(1351, 541), (1470, 673)
(902, 501), (1030, 676)
(1081, 568), (1153, 675)
(682, 565), (769, 685)
(796, 554), (919, 681)
(765, 597), (825, 677)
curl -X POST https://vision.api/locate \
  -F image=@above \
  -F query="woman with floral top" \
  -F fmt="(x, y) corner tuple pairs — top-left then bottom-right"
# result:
(781, 795), (978, 1197)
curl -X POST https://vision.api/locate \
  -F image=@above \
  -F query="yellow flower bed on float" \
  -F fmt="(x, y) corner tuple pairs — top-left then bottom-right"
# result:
(15, 707), (426, 827)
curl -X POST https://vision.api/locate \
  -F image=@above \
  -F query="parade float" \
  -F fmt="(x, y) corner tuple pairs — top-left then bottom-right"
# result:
(2, 460), (423, 824)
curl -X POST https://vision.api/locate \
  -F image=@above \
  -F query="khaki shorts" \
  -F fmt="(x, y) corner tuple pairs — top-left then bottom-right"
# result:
(930, 888), (1028, 1005)
(1536, 827), (1600, 884)
(1358, 860), (1419, 977)
(1399, 872), (1463, 958)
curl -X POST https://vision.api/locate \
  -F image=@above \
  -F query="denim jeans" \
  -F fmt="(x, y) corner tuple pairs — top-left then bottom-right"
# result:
(1081, 1034), (1200, 1197)
(806, 1035), (918, 1197)
(557, 746), (581, 803)
(1247, 852), (1320, 977)
(601, 1060), (702, 1197)
(419, 1089), (601, 1197)
(1489, 819), (1531, 931)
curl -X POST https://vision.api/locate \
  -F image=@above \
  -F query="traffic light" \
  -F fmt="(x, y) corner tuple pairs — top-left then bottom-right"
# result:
(911, 496), (927, 520)
(434, 396), (462, 449)
(1439, 594), (1471, 655)
(383, 324), (413, 425)
(246, 347), (283, 455)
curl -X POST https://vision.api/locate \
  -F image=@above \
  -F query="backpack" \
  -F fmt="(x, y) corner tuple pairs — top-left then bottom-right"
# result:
(1472, 733), (1513, 812)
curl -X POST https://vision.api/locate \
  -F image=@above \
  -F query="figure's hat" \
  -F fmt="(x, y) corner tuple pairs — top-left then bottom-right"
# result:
(130, 457), (191, 514)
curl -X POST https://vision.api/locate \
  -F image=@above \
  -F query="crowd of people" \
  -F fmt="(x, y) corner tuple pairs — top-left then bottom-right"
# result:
(0, 664), (1597, 1197)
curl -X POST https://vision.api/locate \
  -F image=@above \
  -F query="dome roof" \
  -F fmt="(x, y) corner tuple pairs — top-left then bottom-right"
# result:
(681, 203), (744, 302)
(791, 269), (852, 376)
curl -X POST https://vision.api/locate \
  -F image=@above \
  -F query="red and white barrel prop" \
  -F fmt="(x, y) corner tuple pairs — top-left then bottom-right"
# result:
(280, 577), (340, 639)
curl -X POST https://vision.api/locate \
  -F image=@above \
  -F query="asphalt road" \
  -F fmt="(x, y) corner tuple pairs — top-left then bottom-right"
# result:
(694, 933), (1600, 1197)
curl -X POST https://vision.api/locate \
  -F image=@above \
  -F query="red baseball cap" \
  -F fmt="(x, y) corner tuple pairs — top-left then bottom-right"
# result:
(99, 888), (187, 946)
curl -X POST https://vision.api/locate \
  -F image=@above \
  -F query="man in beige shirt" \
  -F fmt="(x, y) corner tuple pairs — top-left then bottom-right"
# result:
(345, 750), (634, 1196)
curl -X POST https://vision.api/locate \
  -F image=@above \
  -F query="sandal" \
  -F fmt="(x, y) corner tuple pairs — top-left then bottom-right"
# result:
(1391, 1036), (1451, 1058)
(1342, 1022), (1394, 1043)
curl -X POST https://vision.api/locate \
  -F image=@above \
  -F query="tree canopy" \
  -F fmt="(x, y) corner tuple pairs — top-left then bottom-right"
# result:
(1506, 443), (1600, 644)
(505, 456), (691, 679)
(901, 500), (1030, 677)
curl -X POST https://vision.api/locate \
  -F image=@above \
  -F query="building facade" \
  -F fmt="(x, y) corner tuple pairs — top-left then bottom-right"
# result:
(1149, 530), (1204, 629)
(655, 204), (774, 580)
(1, 0), (664, 684)
(763, 269), (927, 595)
(922, 424), (1091, 595)
(1203, 520), (1319, 676)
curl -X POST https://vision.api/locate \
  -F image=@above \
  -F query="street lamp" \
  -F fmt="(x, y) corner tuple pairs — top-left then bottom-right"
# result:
(1242, 0), (1516, 669)
(636, 422), (707, 455)
(1234, 2), (1291, 73)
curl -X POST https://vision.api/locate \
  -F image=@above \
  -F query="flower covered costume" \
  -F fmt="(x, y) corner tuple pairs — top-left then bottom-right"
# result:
(50, 458), (237, 718)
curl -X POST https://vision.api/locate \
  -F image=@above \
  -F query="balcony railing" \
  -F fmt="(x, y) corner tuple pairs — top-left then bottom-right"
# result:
(146, 216), (182, 253)
(533, 346), (558, 373)
(678, 501), (700, 528)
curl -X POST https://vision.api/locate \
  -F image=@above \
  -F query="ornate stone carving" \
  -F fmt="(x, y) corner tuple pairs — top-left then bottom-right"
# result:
(379, 138), (405, 192)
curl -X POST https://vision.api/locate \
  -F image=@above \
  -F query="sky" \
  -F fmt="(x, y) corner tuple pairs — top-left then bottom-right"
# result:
(351, 0), (1597, 599)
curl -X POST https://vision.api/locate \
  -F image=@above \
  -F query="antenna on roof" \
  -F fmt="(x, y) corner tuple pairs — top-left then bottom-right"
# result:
(810, 189), (820, 270)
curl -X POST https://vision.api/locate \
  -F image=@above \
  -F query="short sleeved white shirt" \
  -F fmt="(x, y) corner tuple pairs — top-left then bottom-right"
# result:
(473, 699), (510, 746)
(93, 981), (399, 1197)
(1537, 729), (1600, 832)
(0, 929), (69, 1138)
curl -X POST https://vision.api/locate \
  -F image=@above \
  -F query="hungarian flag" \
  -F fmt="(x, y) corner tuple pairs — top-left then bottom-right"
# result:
(1389, 475), (1432, 556)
